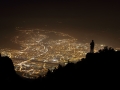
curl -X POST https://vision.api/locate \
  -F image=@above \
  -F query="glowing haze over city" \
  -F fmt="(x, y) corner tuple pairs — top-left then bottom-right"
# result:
(0, 1), (120, 78)
(0, 29), (105, 78)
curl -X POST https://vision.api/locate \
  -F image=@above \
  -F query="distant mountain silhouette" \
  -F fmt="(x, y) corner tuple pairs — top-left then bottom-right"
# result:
(0, 47), (120, 89)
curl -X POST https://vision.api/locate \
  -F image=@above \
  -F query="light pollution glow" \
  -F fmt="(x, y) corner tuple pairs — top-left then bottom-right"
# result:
(0, 29), (105, 78)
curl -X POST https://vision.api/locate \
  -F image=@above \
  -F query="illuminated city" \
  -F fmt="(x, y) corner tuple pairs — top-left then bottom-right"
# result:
(0, 29), (105, 78)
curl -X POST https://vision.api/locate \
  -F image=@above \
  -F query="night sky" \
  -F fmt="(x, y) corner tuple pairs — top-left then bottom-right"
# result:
(0, 0), (120, 49)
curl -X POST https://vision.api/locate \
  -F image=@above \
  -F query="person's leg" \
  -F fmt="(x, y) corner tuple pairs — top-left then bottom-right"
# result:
(90, 47), (92, 53)
(91, 47), (94, 53)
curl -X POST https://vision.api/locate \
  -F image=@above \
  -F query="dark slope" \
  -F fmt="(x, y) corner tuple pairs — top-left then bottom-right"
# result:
(0, 47), (120, 89)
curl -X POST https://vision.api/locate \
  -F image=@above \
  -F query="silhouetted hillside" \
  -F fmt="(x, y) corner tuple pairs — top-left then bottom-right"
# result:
(0, 47), (120, 89)
(39, 47), (120, 89)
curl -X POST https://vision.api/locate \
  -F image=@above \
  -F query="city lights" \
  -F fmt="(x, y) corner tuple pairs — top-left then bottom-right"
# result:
(0, 29), (105, 78)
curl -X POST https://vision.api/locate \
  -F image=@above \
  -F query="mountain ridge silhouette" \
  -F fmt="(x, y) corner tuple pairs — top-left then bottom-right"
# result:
(0, 47), (120, 89)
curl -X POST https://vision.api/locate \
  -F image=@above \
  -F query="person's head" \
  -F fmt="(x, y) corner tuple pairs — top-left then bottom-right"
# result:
(92, 40), (94, 42)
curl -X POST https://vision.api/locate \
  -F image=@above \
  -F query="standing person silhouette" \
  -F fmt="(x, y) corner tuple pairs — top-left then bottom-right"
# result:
(90, 40), (95, 53)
